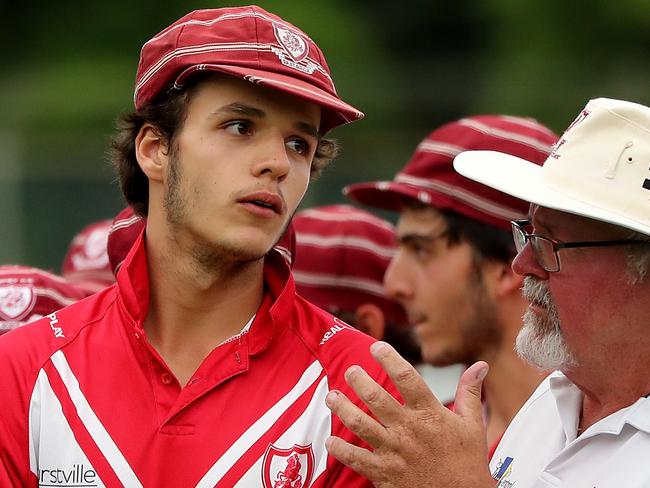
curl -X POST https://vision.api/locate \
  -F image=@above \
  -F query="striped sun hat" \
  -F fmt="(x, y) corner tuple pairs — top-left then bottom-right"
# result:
(0, 266), (87, 334)
(291, 205), (408, 327)
(344, 115), (558, 230)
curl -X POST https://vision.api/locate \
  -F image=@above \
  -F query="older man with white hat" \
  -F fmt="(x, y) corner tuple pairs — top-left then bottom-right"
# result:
(324, 97), (650, 488)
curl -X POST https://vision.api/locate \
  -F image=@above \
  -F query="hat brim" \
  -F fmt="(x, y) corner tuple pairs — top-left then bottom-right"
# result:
(454, 150), (650, 235)
(175, 64), (363, 134)
(343, 181), (429, 211)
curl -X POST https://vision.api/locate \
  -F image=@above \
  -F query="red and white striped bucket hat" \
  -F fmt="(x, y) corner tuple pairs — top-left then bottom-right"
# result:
(291, 205), (408, 327)
(0, 266), (87, 334)
(344, 115), (558, 230)
(134, 6), (363, 134)
(61, 220), (114, 294)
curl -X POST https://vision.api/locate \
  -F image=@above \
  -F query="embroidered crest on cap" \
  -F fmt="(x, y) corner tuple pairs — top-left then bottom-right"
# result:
(262, 443), (314, 488)
(273, 24), (308, 61)
(550, 110), (591, 160)
(0, 285), (36, 321)
(271, 23), (319, 75)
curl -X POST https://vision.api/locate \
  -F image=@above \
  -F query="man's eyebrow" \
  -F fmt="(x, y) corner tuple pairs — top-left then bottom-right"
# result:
(208, 103), (319, 139)
(398, 231), (447, 245)
(210, 102), (266, 118)
(295, 121), (319, 140)
(531, 213), (553, 233)
(528, 204), (553, 233)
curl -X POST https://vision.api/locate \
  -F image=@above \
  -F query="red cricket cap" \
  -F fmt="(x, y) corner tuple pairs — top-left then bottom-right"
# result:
(134, 6), (363, 134)
(61, 220), (114, 294)
(344, 115), (558, 230)
(0, 266), (87, 334)
(291, 205), (408, 328)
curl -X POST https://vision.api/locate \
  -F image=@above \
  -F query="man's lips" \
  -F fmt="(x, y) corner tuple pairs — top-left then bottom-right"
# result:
(408, 313), (427, 328)
(237, 191), (284, 214)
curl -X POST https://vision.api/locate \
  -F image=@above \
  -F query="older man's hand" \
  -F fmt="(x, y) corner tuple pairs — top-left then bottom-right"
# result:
(325, 341), (496, 488)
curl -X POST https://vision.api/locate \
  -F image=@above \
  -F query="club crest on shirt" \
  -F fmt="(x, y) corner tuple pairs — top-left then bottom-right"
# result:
(262, 443), (314, 488)
(0, 284), (36, 321)
(492, 456), (515, 488)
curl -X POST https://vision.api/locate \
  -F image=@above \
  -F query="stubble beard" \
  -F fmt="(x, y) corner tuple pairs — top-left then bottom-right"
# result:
(516, 276), (577, 372)
(163, 151), (271, 275)
(455, 269), (502, 365)
(425, 265), (502, 367)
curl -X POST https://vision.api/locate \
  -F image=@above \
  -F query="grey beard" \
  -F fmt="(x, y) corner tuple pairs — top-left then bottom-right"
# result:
(516, 277), (577, 372)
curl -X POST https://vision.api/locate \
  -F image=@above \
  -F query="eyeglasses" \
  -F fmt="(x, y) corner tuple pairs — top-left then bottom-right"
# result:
(511, 219), (648, 273)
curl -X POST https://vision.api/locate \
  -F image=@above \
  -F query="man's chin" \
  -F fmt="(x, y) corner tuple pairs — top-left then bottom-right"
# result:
(515, 321), (576, 372)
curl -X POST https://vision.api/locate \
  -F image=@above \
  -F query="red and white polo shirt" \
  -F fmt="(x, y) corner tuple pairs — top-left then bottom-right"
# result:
(0, 233), (396, 487)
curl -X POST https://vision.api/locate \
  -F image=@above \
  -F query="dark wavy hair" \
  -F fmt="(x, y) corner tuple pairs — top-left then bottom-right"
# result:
(110, 74), (339, 216)
(404, 200), (517, 265)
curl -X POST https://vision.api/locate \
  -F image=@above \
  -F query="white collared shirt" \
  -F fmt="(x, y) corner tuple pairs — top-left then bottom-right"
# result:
(489, 371), (650, 487)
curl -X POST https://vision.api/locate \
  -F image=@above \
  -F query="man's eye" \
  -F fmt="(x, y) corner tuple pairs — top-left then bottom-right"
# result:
(224, 120), (253, 136)
(406, 242), (433, 261)
(286, 138), (309, 155)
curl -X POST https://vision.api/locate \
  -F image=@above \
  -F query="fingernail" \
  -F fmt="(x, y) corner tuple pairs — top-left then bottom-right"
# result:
(325, 390), (339, 406)
(345, 365), (361, 380)
(370, 341), (389, 356)
(476, 365), (488, 381)
(325, 437), (333, 450)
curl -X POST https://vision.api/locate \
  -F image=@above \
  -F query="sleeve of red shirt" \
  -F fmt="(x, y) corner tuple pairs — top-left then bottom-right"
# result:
(315, 328), (403, 487)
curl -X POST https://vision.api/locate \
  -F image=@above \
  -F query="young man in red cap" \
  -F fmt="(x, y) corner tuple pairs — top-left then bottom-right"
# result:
(291, 205), (420, 363)
(0, 7), (390, 486)
(343, 115), (558, 457)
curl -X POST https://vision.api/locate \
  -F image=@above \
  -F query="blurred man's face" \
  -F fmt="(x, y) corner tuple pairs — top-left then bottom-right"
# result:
(384, 206), (502, 366)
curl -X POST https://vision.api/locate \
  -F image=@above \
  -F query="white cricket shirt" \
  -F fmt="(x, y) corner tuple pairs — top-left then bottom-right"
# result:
(490, 370), (650, 487)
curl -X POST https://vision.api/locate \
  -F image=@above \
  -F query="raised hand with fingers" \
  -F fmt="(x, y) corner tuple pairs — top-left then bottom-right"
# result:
(325, 341), (496, 488)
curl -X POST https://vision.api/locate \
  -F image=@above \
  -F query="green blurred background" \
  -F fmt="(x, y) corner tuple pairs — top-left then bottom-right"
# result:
(2, 0), (649, 271)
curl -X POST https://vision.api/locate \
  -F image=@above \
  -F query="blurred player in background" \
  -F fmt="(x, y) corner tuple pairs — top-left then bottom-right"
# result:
(0, 265), (87, 335)
(61, 219), (113, 294)
(292, 204), (420, 363)
(344, 114), (557, 455)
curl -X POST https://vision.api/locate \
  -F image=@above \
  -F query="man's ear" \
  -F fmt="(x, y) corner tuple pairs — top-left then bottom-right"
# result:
(489, 260), (524, 298)
(354, 303), (386, 340)
(135, 124), (169, 183)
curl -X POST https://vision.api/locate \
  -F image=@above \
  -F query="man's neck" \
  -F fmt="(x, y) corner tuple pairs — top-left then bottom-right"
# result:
(482, 347), (547, 447)
(142, 232), (266, 386)
(566, 358), (650, 432)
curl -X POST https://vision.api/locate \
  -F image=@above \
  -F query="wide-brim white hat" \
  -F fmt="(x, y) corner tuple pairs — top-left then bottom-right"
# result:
(454, 97), (650, 236)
